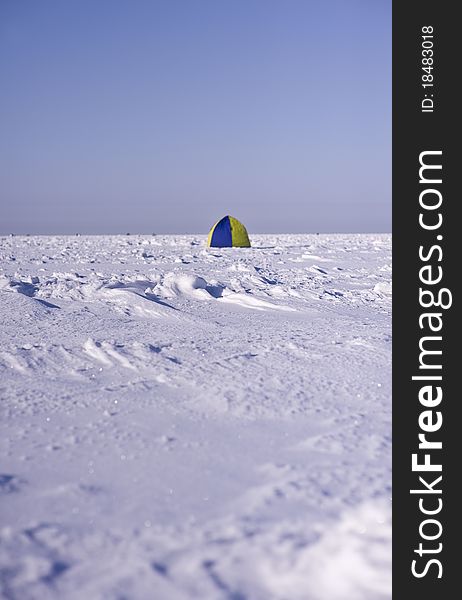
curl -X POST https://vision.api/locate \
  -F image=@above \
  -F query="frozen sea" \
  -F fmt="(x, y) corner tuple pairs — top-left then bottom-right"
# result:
(0, 234), (392, 600)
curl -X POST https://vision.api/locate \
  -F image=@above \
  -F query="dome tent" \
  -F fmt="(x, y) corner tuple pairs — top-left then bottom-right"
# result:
(207, 216), (251, 248)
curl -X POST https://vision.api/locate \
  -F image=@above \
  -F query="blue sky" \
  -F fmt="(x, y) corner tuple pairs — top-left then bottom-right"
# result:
(0, 0), (391, 234)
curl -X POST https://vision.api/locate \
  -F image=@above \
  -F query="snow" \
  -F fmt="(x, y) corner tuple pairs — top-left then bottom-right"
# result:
(0, 233), (391, 599)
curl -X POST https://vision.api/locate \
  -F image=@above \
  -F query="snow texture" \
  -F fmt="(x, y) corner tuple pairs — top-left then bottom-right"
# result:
(0, 234), (391, 599)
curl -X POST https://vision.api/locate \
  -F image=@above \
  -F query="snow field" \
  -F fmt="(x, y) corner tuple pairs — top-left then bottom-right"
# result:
(0, 234), (391, 599)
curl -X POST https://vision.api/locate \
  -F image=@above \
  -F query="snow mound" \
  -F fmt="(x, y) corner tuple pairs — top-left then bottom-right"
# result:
(150, 271), (295, 311)
(374, 281), (392, 296)
(152, 273), (210, 300)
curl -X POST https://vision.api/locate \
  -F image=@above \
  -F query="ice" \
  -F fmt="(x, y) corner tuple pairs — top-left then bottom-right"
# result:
(0, 233), (391, 599)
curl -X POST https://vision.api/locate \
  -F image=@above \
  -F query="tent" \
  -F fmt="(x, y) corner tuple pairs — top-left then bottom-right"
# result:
(207, 216), (251, 248)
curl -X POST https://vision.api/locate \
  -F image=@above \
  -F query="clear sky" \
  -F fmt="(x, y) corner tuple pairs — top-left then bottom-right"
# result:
(0, 0), (391, 234)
